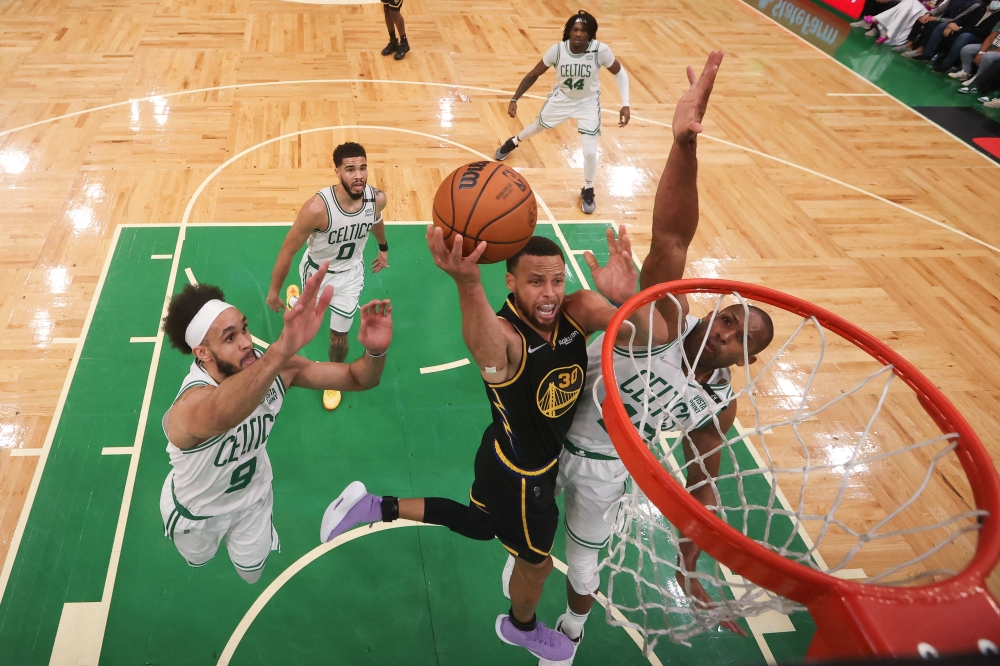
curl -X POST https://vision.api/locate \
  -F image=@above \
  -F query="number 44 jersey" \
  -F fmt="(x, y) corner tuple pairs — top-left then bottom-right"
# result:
(162, 352), (285, 519)
(542, 39), (617, 100)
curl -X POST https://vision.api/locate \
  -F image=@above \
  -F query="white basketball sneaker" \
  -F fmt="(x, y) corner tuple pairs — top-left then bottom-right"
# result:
(538, 614), (584, 666)
(502, 553), (515, 599)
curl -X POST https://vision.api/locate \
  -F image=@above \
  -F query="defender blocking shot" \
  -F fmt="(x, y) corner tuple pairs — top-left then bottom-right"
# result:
(161, 267), (392, 583)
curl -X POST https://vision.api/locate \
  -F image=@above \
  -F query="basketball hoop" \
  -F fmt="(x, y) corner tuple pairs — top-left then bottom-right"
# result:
(600, 278), (1000, 659)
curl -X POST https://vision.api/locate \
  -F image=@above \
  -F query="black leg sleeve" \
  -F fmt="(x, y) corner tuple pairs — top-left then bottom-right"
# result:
(423, 498), (495, 541)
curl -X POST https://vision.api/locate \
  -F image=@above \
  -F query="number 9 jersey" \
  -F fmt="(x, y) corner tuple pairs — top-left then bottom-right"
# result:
(161, 351), (285, 521)
(542, 39), (617, 100)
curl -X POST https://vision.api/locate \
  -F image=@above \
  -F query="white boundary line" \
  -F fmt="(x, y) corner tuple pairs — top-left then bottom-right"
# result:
(0, 224), (124, 606)
(0, 78), (991, 252)
(216, 521), (663, 666)
(419, 358), (470, 374)
(129, 337), (157, 343)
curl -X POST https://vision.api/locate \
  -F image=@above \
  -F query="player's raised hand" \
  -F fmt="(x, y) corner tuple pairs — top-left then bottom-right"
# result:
(584, 225), (639, 306)
(276, 261), (334, 356)
(426, 225), (486, 285)
(676, 569), (748, 637)
(357, 299), (392, 357)
(673, 50), (724, 145)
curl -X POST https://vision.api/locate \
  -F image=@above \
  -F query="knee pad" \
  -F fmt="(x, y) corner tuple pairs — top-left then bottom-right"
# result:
(565, 537), (601, 596)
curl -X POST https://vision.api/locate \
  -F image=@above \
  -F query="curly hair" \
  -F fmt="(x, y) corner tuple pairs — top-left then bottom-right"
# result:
(333, 142), (367, 167)
(562, 10), (598, 42)
(162, 283), (226, 354)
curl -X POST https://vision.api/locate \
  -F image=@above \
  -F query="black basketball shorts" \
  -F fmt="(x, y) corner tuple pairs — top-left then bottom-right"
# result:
(470, 427), (559, 565)
(381, 0), (403, 10)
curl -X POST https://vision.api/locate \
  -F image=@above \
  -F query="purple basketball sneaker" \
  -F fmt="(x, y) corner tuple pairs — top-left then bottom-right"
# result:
(495, 614), (574, 661)
(320, 481), (383, 543)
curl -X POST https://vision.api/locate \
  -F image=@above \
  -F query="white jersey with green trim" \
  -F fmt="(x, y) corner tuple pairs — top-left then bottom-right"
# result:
(565, 316), (734, 458)
(162, 352), (285, 518)
(542, 40), (616, 100)
(305, 183), (378, 272)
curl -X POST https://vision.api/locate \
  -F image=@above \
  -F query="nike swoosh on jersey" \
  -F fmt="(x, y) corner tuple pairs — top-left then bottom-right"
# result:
(528, 344), (547, 354)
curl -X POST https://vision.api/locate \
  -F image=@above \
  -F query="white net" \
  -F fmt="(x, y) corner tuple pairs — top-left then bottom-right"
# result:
(597, 289), (986, 653)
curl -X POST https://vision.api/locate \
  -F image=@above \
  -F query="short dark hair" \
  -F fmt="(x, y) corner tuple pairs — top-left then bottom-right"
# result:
(562, 11), (598, 42)
(162, 283), (226, 355)
(748, 305), (774, 355)
(333, 142), (366, 167)
(506, 236), (565, 273)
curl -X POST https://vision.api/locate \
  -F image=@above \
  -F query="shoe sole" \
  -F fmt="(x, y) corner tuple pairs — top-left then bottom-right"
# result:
(320, 481), (367, 543)
(501, 554), (514, 599)
(494, 149), (509, 161)
(582, 203), (595, 215)
(323, 390), (341, 411)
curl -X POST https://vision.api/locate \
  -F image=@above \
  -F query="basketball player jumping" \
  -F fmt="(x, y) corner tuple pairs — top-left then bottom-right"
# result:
(538, 51), (775, 663)
(494, 11), (630, 215)
(266, 142), (389, 412)
(160, 266), (392, 583)
(319, 228), (665, 661)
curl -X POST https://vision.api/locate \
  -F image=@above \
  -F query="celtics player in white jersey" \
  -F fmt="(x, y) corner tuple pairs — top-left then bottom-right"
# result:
(494, 11), (630, 215)
(161, 266), (392, 583)
(267, 142), (389, 411)
(530, 52), (776, 664)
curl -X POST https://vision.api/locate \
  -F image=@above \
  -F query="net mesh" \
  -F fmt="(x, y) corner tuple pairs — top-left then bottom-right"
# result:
(598, 289), (985, 652)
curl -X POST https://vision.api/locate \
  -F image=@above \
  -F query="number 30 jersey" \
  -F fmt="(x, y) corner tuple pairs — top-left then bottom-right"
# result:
(305, 184), (378, 272)
(162, 352), (285, 518)
(542, 40), (616, 99)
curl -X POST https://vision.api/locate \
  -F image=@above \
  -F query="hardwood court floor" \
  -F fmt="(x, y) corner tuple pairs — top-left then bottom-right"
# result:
(0, 0), (999, 661)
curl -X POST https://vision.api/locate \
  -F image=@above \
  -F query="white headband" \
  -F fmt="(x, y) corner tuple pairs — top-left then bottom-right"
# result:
(185, 299), (236, 350)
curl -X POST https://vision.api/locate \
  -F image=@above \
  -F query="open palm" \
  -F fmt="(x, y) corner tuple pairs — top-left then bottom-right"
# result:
(585, 225), (638, 306)
(357, 300), (393, 355)
(673, 50), (724, 144)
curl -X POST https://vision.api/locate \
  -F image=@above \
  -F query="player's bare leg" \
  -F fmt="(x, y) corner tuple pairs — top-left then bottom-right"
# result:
(323, 330), (349, 410)
(381, 6), (398, 55)
(390, 10), (409, 60)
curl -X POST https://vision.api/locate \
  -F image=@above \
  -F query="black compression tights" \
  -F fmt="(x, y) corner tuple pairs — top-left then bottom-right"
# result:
(423, 498), (495, 541)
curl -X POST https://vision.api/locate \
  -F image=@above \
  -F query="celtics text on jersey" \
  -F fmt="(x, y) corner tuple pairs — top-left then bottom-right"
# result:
(565, 315), (735, 458)
(542, 40), (617, 99)
(162, 351), (286, 519)
(304, 183), (378, 272)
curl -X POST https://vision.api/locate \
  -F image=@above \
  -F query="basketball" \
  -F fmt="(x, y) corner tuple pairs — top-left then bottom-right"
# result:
(432, 161), (538, 264)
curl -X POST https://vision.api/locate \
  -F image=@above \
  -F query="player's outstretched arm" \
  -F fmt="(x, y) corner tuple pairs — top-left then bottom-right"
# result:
(606, 59), (631, 127)
(507, 60), (549, 118)
(370, 189), (390, 273)
(168, 265), (334, 447)
(425, 225), (517, 382)
(267, 195), (326, 312)
(639, 50), (724, 339)
(675, 400), (747, 637)
(565, 226), (668, 342)
(286, 300), (392, 391)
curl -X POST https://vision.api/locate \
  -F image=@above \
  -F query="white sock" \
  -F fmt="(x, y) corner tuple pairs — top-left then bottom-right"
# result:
(561, 605), (589, 640)
(511, 136), (520, 146)
(584, 180), (593, 189)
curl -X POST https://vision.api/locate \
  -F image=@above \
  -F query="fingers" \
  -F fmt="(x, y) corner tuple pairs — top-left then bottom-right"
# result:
(686, 65), (697, 88)
(605, 226), (618, 255)
(617, 225), (632, 255)
(451, 233), (465, 260)
(723, 620), (748, 638)
(301, 261), (328, 305)
(468, 240), (488, 263)
(582, 250), (599, 271)
(316, 285), (333, 314)
(360, 299), (392, 317)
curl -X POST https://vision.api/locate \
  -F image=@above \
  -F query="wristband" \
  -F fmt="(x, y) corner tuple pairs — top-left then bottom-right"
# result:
(378, 242), (389, 252)
(365, 348), (387, 358)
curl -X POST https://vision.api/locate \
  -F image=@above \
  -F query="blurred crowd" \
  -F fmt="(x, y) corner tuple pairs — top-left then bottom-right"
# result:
(852, 0), (1000, 107)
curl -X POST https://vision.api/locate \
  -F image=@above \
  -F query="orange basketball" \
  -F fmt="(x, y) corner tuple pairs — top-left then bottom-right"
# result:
(432, 161), (538, 264)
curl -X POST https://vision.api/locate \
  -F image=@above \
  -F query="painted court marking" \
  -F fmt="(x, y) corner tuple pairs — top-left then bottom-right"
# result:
(419, 358), (470, 374)
(216, 521), (663, 666)
(9, 449), (42, 457)
(51, 338), (79, 345)
(129, 336), (157, 343)
(151, 254), (173, 260)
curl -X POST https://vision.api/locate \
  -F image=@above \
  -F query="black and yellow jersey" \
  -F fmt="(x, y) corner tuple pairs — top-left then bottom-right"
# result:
(484, 294), (588, 473)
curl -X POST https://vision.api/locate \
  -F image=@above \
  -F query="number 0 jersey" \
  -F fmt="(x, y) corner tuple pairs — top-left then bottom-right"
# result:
(162, 352), (285, 518)
(542, 40), (616, 99)
(565, 315), (735, 458)
(485, 295), (589, 471)
(304, 184), (378, 272)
